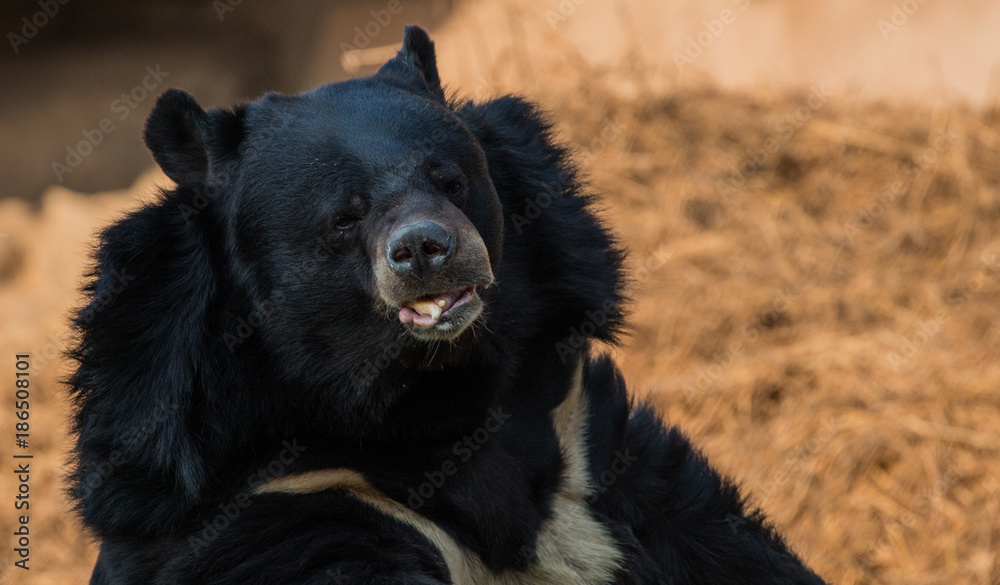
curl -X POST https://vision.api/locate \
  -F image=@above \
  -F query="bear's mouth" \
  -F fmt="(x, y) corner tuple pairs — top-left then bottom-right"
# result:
(398, 285), (483, 340)
(399, 286), (476, 327)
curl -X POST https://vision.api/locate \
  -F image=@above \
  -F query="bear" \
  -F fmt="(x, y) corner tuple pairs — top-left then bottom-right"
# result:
(68, 25), (829, 585)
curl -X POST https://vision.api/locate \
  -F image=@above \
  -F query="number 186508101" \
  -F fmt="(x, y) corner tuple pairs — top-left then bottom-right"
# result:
(15, 355), (30, 446)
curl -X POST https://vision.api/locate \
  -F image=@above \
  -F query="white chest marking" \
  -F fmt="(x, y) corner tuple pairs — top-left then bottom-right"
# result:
(258, 361), (622, 584)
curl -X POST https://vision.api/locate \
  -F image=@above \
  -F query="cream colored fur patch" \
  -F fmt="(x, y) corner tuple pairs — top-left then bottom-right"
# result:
(256, 360), (622, 584)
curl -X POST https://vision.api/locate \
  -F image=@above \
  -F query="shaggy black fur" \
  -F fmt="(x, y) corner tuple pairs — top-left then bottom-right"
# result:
(69, 26), (828, 585)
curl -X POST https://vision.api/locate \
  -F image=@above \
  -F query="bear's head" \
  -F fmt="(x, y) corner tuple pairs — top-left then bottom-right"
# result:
(69, 26), (626, 532)
(147, 27), (502, 354)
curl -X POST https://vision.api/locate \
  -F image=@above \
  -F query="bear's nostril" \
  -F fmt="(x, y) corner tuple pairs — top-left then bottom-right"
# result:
(393, 246), (414, 263)
(387, 221), (455, 278)
(422, 239), (444, 257)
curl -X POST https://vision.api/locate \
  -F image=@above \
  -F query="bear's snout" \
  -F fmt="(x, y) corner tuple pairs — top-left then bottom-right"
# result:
(386, 220), (455, 281)
(372, 200), (494, 341)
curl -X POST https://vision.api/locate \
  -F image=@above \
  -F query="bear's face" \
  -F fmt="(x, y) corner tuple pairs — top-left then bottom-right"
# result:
(141, 32), (511, 398)
(230, 82), (502, 350)
(70, 28), (626, 519)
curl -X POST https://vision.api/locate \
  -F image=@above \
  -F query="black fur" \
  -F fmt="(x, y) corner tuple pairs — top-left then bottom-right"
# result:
(69, 26), (827, 585)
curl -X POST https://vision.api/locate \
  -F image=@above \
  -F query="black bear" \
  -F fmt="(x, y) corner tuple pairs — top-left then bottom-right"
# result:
(69, 25), (828, 585)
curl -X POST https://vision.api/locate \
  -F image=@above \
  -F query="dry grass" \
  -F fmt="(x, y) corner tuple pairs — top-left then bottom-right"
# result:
(513, 46), (1000, 585)
(2, 8), (1000, 585)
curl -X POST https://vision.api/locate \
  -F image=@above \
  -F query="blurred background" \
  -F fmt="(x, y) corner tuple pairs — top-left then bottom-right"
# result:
(1, 0), (999, 583)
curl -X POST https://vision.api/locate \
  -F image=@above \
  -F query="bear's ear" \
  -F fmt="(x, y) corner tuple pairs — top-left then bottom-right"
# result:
(376, 25), (445, 102)
(144, 89), (210, 185)
(144, 89), (245, 186)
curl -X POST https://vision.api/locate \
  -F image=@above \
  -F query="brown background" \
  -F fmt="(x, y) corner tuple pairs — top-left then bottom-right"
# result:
(1, 0), (999, 583)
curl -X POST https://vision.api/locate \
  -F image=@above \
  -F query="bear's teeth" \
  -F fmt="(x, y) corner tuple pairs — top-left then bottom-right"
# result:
(407, 299), (442, 320)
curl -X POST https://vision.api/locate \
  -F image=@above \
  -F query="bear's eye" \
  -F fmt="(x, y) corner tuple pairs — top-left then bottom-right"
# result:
(445, 180), (464, 196)
(334, 216), (359, 230)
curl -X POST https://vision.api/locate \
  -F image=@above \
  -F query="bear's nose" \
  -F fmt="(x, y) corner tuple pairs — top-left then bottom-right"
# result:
(387, 221), (455, 279)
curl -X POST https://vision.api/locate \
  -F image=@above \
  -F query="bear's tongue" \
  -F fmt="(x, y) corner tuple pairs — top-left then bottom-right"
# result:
(399, 289), (463, 328)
